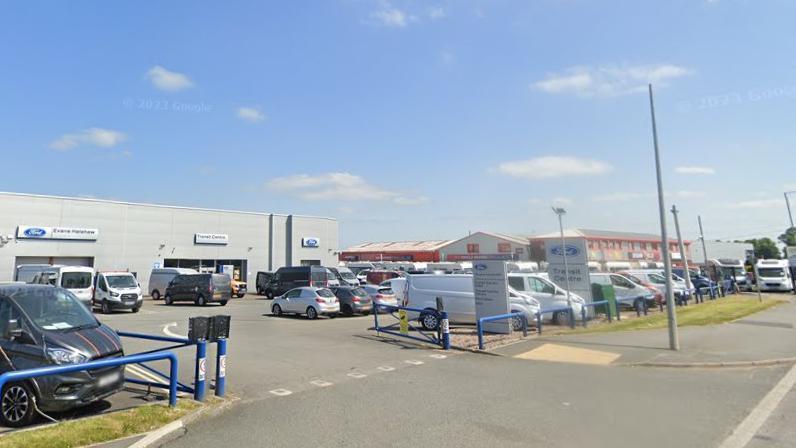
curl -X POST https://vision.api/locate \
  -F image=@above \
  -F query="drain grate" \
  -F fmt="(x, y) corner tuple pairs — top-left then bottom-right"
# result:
(733, 320), (794, 329)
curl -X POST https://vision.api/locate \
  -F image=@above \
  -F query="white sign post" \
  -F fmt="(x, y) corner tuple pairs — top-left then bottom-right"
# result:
(472, 260), (511, 334)
(545, 237), (592, 306)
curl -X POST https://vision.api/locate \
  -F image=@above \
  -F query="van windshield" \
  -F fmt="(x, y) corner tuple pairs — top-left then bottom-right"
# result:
(758, 268), (785, 278)
(12, 288), (98, 331)
(106, 275), (137, 288)
(61, 272), (92, 289)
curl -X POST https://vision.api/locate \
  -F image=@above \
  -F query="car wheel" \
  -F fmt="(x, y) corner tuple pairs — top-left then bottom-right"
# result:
(362, 310), (371, 316)
(342, 304), (354, 317)
(132, 307), (140, 313)
(220, 300), (228, 306)
(510, 312), (524, 331)
(306, 307), (318, 320)
(553, 310), (570, 326)
(420, 310), (440, 331)
(151, 290), (161, 300)
(1, 382), (35, 427)
(237, 293), (245, 299)
(164, 294), (173, 305)
(328, 313), (337, 319)
(196, 295), (207, 306)
(272, 304), (283, 316)
(266, 290), (274, 300)
(101, 300), (111, 315)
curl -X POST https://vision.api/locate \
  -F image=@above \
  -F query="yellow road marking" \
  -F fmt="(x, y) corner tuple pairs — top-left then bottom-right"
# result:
(514, 343), (620, 365)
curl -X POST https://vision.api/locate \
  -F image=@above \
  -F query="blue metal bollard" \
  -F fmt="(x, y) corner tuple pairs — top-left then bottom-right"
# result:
(373, 304), (380, 334)
(569, 307), (575, 329)
(441, 311), (451, 350)
(215, 338), (227, 397)
(194, 340), (207, 402)
(522, 315), (528, 338)
(477, 320), (484, 350)
(582, 307), (587, 328)
(536, 312), (543, 335)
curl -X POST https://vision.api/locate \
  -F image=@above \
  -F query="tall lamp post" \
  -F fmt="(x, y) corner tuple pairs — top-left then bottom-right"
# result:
(552, 207), (572, 310)
(785, 191), (795, 229)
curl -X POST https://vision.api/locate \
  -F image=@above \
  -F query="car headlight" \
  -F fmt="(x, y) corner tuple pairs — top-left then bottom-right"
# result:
(47, 348), (88, 365)
(110, 291), (119, 297)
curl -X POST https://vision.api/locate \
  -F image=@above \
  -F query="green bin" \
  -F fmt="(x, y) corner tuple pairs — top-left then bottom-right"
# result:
(591, 283), (617, 318)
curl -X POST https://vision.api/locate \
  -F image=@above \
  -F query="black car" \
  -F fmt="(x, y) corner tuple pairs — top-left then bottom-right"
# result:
(329, 286), (373, 316)
(164, 274), (232, 306)
(255, 271), (274, 295)
(262, 266), (335, 300)
(0, 284), (125, 427)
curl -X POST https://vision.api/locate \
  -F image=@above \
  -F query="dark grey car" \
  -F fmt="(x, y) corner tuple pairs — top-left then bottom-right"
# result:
(329, 286), (373, 316)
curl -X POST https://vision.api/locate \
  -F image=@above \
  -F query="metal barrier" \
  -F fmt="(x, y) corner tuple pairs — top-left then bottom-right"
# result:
(0, 352), (179, 408)
(580, 300), (611, 328)
(373, 304), (450, 350)
(615, 297), (648, 317)
(535, 306), (575, 334)
(117, 331), (227, 401)
(476, 313), (528, 350)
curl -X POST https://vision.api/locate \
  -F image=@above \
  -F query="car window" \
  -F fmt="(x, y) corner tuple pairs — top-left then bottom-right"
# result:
(351, 287), (368, 296)
(316, 289), (335, 298)
(61, 272), (92, 289)
(0, 299), (23, 339)
(508, 277), (525, 291)
(378, 288), (393, 295)
(648, 274), (666, 284)
(611, 275), (634, 289)
(286, 289), (301, 299)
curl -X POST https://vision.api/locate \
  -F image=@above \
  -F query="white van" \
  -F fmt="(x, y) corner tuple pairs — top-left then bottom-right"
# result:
(149, 268), (198, 299)
(507, 273), (585, 324)
(591, 273), (655, 306)
(14, 264), (54, 283)
(31, 265), (95, 307)
(401, 274), (540, 331)
(756, 260), (793, 292)
(622, 270), (690, 299)
(93, 271), (144, 314)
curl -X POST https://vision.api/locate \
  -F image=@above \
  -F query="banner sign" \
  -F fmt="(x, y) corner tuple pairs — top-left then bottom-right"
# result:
(545, 237), (592, 302)
(17, 225), (98, 241)
(195, 233), (229, 245)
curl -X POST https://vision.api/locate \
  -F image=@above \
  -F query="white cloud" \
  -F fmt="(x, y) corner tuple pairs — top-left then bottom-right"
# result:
(369, 5), (415, 27)
(50, 128), (127, 151)
(237, 106), (266, 123)
(674, 190), (706, 198)
(593, 192), (655, 202)
(266, 172), (427, 206)
(676, 166), (715, 175)
(428, 7), (446, 20)
(496, 156), (613, 180)
(145, 65), (194, 91)
(727, 198), (784, 209)
(533, 64), (691, 97)
(552, 197), (573, 206)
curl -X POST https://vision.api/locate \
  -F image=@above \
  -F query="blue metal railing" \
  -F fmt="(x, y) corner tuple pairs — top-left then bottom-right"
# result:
(373, 304), (450, 350)
(580, 300), (611, 327)
(535, 305), (575, 334)
(0, 352), (179, 407)
(476, 313), (528, 350)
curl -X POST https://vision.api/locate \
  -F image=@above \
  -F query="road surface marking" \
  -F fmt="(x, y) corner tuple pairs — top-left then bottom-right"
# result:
(514, 344), (620, 365)
(127, 364), (166, 383)
(719, 363), (796, 448)
(310, 380), (333, 387)
(347, 373), (367, 379)
(269, 389), (293, 396)
(429, 354), (447, 359)
(404, 360), (424, 365)
(378, 366), (396, 372)
(163, 322), (187, 339)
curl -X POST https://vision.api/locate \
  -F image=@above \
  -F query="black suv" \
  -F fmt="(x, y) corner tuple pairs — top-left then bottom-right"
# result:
(0, 285), (125, 427)
(263, 266), (334, 299)
(164, 274), (232, 306)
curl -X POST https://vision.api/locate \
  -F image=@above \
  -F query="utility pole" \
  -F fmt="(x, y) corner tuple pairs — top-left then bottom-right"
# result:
(671, 205), (693, 303)
(552, 207), (572, 311)
(786, 191), (795, 229)
(698, 215), (709, 270)
(648, 84), (679, 351)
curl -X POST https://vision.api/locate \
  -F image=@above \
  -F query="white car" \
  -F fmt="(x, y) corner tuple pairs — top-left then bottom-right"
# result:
(93, 271), (144, 314)
(508, 273), (585, 324)
(361, 284), (399, 311)
(271, 287), (340, 319)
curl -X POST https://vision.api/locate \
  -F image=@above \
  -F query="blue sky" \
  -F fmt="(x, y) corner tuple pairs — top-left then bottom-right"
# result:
(1, 0), (794, 248)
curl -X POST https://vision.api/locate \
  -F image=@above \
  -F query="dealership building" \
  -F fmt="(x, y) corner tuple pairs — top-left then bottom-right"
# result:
(0, 192), (339, 289)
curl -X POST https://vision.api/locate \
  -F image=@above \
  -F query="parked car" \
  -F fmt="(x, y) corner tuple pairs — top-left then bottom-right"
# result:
(672, 268), (716, 292)
(255, 271), (274, 295)
(31, 265), (95, 308)
(621, 270), (690, 303)
(401, 274), (540, 331)
(365, 270), (402, 285)
(329, 286), (372, 316)
(0, 284), (125, 427)
(356, 269), (371, 285)
(329, 267), (359, 287)
(93, 271), (144, 314)
(164, 274), (231, 306)
(271, 287), (340, 319)
(507, 273), (585, 324)
(148, 268), (197, 300)
(755, 259), (793, 292)
(591, 273), (655, 308)
(361, 284), (399, 312)
(230, 279), (247, 298)
(262, 266), (336, 299)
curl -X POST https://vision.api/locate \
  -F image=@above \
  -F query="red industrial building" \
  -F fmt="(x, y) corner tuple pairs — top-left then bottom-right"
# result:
(339, 240), (452, 262)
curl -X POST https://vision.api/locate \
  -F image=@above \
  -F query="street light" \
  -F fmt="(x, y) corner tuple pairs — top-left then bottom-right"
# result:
(551, 206), (572, 311)
(785, 191), (795, 229)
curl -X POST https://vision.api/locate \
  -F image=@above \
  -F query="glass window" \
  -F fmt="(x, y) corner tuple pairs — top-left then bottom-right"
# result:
(0, 299), (22, 339)
(106, 275), (137, 288)
(61, 272), (92, 289)
(286, 289), (301, 298)
(758, 268), (785, 277)
(611, 275), (634, 289)
(10, 288), (98, 331)
(316, 289), (335, 298)
(351, 287), (368, 297)
(508, 277), (525, 291)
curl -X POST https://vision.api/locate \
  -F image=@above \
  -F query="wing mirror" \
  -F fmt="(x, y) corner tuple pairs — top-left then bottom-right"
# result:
(6, 319), (23, 340)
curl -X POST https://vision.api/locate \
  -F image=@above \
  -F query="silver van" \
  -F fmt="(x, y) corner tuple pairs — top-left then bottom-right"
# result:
(148, 268), (197, 300)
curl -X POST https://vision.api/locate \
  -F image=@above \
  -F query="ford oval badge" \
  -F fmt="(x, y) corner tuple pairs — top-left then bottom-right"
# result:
(474, 263), (488, 271)
(551, 244), (580, 257)
(23, 227), (47, 238)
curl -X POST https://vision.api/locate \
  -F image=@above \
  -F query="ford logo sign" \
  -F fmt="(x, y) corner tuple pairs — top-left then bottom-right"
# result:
(474, 263), (488, 271)
(551, 244), (580, 257)
(23, 228), (47, 238)
(303, 238), (319, 247)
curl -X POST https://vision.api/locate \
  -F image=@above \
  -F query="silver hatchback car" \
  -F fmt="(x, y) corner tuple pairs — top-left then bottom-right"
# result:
(271, 287), (340, 319)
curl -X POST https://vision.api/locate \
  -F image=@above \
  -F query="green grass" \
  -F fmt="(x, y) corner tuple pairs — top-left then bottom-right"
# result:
(0, 399), (203, 448)
(571, 295), (786, 334)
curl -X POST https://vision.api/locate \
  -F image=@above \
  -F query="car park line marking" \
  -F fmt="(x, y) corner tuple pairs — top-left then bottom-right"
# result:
(429, 354), (447, 359)
(347, 372), (367, 379)
(719, 363), (796, 448)
(127, 364), (168, 384)
(162, 322), (187, 339)
(404, 360), (424, 365)
(269, 388), (293, 396)
(377, 366), (396, 372)
(310, 379), (333, 388)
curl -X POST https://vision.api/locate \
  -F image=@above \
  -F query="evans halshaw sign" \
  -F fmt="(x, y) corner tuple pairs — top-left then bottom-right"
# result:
(17, 225), (98, 241)
(194, 233), (229, 245)
(302, 237), (320, 248)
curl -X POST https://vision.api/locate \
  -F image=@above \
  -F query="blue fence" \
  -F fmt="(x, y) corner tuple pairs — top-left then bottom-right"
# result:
(534, 305), (575, 334)
(580, 300), (611, 327)
(0, 352), (179, 408)
(476, 313), (528, 350)
(373, 304), (450, 350)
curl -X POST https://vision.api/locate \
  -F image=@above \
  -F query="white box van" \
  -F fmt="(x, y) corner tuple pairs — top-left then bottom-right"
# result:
(31, 265), (95, 307)
(93, 271), (143, 313)
(401, 274), (539, 331)
(507, 273), (585, 324)
(756, 260), (793, 292)
(148, 268), (198, 300)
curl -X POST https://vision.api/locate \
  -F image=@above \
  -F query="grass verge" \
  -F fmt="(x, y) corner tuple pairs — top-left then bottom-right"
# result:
(571, 295), (786, 334)
(0, 399), (203, 448)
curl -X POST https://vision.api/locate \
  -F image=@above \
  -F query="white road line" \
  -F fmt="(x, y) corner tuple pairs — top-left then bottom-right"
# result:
(377, 366), (396, 372)
(719, 363), (796, 448)
(429, 354), (447, 359)
(269, 389), (293, 396)
(404, 360), (424, 365)
(162, 322), (187, 339)
(347, 372), (367, 379)
(127, 364), (166, 384)
(310, 379), (333, 387)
